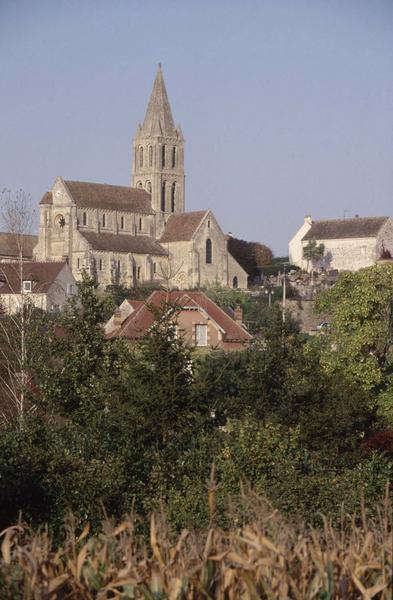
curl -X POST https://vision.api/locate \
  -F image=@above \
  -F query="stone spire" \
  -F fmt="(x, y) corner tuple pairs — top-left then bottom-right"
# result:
(141, 64), (175, 137)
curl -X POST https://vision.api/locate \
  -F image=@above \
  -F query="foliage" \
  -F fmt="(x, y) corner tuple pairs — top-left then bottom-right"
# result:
(0, 493), (392, 599)
(227, 236), (273, 276)
(302, 239), (325, 266)
(315, 264), (393, 391)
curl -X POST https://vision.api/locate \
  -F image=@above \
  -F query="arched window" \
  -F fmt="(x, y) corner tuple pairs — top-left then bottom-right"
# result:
(82, 212), (87, 226)
(102, 214), (106, 228)
(137, 181), (143, 189)
(171, 183), (176, 212)
(149, 145), (153, 167)
(233, 276), (238, 289)
(146, 181), (152, 193)
(162, 145), (166, 167)
(206, 238), (212, 264)
(161, 181), (166, 212)
(139, 218), (142, 231)
(139, 146), (143, 167)
(120, 216), (124, 230)
(172, 146), (176, 168)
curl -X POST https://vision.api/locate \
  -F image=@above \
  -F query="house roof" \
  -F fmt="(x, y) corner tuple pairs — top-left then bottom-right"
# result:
(302, 217), (389, 241)
(0, 232), (38, 259)
(160, 211), (208, 243)
(80, 231), (168, 256)
(108, 290), (252, 343)
(39, 192), (53, 205)
(0, 261), (67, 294)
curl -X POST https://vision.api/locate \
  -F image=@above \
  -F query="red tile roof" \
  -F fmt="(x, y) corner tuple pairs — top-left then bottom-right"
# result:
(160, 211), (208, 243)
(108, 290), (252, 345)
(0, 261), (67, 294)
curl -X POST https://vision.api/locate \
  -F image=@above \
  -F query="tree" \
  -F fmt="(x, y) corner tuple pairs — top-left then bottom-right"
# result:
(315, 264), (393, 391)
(302, 239), (324, 283)
(227, 237), (273, 278)
(0, 189), (37, 428)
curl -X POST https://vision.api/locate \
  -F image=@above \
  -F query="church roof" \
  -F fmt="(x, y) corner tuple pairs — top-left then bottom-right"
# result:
(141, 64), (176, 137)
(80, 231), (168, 256)
(64, 181), (154, 214)
(0, 232), (38, 259)
(160, 211), (208, 243)
(302, 217), (389, 241)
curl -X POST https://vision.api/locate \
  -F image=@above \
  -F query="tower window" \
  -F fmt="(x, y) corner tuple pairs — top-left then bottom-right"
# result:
(102, 214), (106, 228)
(137, 181), (143, 189)
(206, 238), (212, 264)
(162, 144), (166, 167)
(77, 258), (80, 269)
(99, 259), (103, 271)
(139, 146), (143, 167)
(161, 182), (166, 212)
(82, 212), (87, 226)
(117, 260), (121, 274)
(171, 183), (176, 212)
(120, 216), (124, 230)
(172, 146), (176, 168)
(139, 217), (142, 231)
(153, 262), (157, 274)
(137, 266), (141, 280)
(149, 145), (153, 167)
(146, 181), (152, 193)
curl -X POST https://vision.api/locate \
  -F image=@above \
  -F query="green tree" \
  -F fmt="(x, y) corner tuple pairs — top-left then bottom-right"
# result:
(315, 264), (393, 391)
(302, 239), (325, 283)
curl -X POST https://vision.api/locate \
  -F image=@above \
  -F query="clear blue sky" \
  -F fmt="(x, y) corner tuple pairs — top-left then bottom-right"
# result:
(1, 0), (392, 254)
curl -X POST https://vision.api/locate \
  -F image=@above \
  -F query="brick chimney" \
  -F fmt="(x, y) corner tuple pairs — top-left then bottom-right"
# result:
(234, 305), (243, 325)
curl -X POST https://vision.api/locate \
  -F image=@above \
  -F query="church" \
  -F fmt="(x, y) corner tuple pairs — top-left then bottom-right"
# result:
(34, 66), (248, 290)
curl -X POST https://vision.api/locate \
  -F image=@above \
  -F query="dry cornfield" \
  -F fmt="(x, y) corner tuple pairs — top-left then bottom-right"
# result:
(0, 491), (392, 599)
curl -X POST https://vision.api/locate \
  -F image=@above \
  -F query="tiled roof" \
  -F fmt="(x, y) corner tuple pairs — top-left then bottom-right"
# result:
(62, 181), (154, 214)
(302, 217), (389, 241)
(160, 211), (207, 243)
(80, 231), (168, 256)
(0, 261), (67, 294)
(0, 232), (38, 259)
(39, 192), (53, 205)
(108, 290), (252, 343)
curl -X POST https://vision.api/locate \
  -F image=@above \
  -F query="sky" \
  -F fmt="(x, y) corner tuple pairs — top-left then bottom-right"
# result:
(1, 0), (392, 255)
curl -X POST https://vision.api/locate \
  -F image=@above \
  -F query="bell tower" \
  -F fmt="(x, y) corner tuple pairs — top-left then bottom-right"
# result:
(132, 64), (185, 235)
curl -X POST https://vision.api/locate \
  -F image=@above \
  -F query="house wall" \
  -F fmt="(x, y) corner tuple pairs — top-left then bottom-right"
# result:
(301, 237), (377, 271)
(288, 216), (313, 268)
(175, 309), (222, 348)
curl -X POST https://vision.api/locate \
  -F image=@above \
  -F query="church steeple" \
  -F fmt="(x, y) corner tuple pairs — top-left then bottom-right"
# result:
(141, 64), (176, 137)
(132, 65), (185, 235)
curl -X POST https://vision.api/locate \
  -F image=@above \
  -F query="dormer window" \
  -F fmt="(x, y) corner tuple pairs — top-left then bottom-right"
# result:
(23, 280), (33, 293)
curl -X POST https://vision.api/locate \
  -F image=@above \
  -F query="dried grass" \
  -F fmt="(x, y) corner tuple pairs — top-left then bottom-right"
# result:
(0, 490), (392, 599)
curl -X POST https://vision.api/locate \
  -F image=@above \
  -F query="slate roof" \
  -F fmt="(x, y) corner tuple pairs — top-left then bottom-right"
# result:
(0, 232), (38, 259)
(80, 231), (168, 256)
(302, 217), (389, 241)
(108, 290), (252, 343)
(0, 261), (67, 294)
(65, 181), (154, 214)
(160, 211), (208, 243)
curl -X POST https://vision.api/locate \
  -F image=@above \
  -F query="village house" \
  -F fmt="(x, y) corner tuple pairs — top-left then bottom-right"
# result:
(289, 215), (393, 272)
(0, 261), (75, 314)
(105, 290), (252, 351)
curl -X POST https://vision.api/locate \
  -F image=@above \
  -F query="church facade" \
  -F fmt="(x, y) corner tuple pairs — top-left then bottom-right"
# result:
(34, 66), (247, 290)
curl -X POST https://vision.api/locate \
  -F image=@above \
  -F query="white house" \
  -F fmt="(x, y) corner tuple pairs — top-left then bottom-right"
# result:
(289, 215), (393, 272)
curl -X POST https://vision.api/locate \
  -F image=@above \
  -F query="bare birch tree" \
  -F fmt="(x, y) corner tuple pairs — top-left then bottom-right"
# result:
(0, 189), (36, 427)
